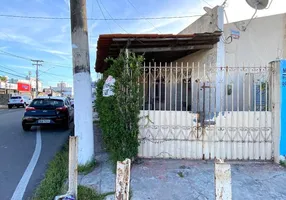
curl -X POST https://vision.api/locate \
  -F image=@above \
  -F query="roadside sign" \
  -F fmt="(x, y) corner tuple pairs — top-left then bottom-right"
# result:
(103, 75), (116, 97)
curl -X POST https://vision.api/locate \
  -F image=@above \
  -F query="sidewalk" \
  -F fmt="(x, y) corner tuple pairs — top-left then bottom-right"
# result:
(0, 105), (7, 109)
(79, 125), (286, 200)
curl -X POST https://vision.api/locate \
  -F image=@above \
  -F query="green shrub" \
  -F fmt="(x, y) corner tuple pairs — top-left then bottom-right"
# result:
(95, 52), (143, 165)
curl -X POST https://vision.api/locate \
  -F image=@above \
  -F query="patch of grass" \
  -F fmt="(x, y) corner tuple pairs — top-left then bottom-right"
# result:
(32, 143), (69, 200)
(280, 160), (286, 167)
(177, 171), (184, 178)
(179, 165), (186, 169)
(78, 159), (97, 175)
(78, 185), (104, 200)
(78, 186), (114, 200)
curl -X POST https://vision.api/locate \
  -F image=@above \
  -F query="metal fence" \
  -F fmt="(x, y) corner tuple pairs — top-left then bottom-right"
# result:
(138, 62), (274, 160)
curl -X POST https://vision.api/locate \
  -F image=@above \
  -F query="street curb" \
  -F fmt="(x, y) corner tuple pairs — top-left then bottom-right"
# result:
(0, 105), (8, 109)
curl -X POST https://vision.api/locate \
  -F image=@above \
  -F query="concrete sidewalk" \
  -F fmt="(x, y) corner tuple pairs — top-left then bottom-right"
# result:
(79, 126), (286, 200)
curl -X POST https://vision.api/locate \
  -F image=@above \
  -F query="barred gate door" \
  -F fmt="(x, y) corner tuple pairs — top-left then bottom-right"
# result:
(138, 62), (274, 160)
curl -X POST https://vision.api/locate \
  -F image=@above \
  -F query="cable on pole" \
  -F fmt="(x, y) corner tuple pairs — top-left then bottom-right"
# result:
(0, 14), (202, 21)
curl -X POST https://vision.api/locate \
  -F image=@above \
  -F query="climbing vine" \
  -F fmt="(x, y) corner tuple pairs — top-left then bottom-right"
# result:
(95, 52), (144, 165)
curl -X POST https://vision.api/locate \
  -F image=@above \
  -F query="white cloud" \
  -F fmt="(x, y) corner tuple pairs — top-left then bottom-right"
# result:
(45, 34), (68, 44)
(0, 46), (8, 50)
(40, 49), (70, 56)
(63, 0), (70, 9)
(9, 65), (34, 70)
(0, 32), (39, 46)
(61, 23), (70, 33)
(130, 0), (286, 34)
(89, 22), (99, 34)
(195, 0), (286, 23)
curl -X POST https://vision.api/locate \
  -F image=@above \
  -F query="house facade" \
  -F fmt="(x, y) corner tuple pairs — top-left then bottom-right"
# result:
(95, 6), (284, 162)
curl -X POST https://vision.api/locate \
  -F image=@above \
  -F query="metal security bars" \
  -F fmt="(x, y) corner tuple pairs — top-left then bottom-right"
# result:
(138, 62), (274, 160)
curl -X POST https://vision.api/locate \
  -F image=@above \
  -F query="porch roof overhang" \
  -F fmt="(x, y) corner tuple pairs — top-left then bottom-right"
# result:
(95, 31), (221, 73)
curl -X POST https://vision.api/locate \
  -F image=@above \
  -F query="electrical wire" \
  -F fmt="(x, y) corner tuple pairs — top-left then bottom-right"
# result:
(39, 70), (72, 79)
(0, 50), (32, 61)
(98, 0), (128, 33)
(0, 69), (27, 79)
(0, 50), (72, 69)
(221, 0), (228, 8)
(201, 0), (213, 7)
(38, 66), (56, 76)
(0, 14), (202, 21)
(126, 0), (161, 33)
(43, 61), (71, 68)
(265, 0), (274, 9)
(241, 8), (258, 31)
(98, 0), (145, 46)
(96, 0), (112, 33)
(0, 64), (28, 77)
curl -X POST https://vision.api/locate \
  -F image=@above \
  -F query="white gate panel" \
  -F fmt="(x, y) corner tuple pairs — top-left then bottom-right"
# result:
(138, 63), (274, 160)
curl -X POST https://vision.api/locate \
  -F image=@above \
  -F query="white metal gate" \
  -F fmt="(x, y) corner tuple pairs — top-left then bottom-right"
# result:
(138, 62), (273, 160)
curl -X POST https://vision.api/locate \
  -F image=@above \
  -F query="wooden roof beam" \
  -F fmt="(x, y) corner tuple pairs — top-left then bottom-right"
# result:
(129, 44), (213, 53)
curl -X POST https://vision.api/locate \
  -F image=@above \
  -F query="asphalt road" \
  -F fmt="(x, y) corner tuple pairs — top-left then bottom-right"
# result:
(0, 108), (70, 200)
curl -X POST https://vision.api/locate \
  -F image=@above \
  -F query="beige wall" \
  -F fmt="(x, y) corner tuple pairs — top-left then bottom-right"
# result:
(174, 6), (225, 112)
(177, 6), (223, 67)
(224, 13), (286, 66)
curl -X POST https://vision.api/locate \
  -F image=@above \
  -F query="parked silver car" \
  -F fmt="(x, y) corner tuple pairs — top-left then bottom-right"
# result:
(8, 96), (31, 109)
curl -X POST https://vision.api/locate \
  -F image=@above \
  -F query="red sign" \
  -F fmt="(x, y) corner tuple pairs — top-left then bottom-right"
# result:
(17, 82), (31, 92)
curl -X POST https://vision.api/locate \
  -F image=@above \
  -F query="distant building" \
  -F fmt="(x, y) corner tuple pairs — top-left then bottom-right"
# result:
(18, 77), (43, 98)
(0, 75), (43, 97)
(51, 81), (73, 97)
(41, 88), (61, 97)
(57, 82), (69, 88)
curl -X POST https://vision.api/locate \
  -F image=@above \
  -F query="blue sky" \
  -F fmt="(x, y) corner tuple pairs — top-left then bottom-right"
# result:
(0, 0), (285, 88)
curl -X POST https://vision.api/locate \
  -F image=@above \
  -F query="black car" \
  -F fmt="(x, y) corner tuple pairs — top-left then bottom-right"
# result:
(22, 96), (74, 131)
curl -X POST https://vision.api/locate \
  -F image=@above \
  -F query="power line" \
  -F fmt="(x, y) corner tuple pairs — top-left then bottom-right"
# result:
(0, 64), (28, 77)
(0, 13), (202, 21)
(38, 66), (56, 76)
(43, 61), (71, 68)
(201, 0), (213, 7)
(126, 0), (161, 33)
(0, 49), (32, 61)
(39, 70), (72, 79)
(98, 0), (147, 45)
(265, 0), (274, 9)
(0, 50), (71, 68)
(96, 0), (112, 33)
(0, 69), (27, 79)
(99, 0), (128, 33)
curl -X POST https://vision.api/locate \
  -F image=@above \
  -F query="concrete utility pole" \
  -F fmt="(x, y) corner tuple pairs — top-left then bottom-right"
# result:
(28, 71), (33, 98)
(60, 81), (63, 97)
(70, 0), (94, 165)
(32, 60), (43, 97)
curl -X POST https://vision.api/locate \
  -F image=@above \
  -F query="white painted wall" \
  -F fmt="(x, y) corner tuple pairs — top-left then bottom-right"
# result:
(224, 13), (286, 66)
(139, 110), (273, 160)
(178, 6), (221, 67)
(178, 6), (225, 112)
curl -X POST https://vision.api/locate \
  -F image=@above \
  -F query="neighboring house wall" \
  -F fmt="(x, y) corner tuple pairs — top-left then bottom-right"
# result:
(0, 94), (11, 105)
(178, 6), (225, 112)
(222, 14), (286, 111)
(224, 13), (286, 66)
(178, 6), (225, 67)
